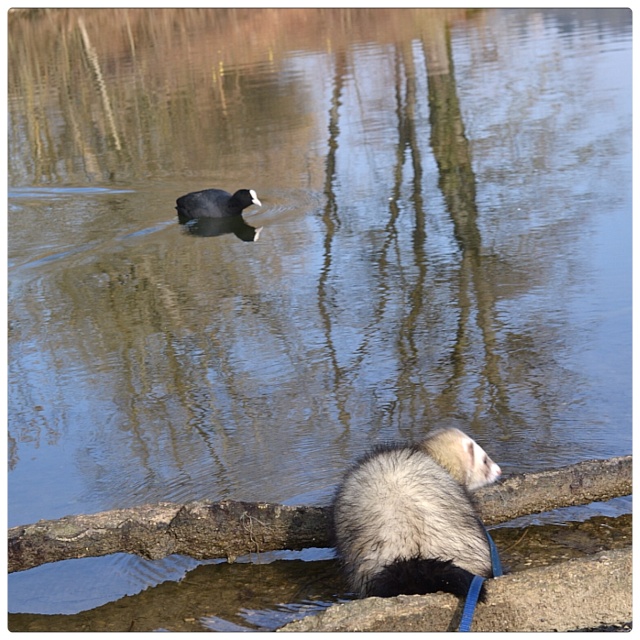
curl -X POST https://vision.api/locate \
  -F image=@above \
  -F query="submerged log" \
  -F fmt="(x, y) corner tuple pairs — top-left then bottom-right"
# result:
(8, 455), (631, 573)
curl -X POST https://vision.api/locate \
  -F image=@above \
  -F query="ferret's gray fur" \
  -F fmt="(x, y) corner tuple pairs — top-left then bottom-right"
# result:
(332, 427), (501, 598)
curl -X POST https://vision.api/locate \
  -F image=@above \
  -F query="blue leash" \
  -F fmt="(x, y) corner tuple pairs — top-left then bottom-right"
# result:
(458, 526), (502, 632)
(487, 527), (503, 578)
(458, 574), (485, 632)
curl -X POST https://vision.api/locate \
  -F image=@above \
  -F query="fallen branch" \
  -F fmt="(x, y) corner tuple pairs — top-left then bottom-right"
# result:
(477, 454), (631, 524)
(9, 501), (328, 573)
(8, 455), (631, 573)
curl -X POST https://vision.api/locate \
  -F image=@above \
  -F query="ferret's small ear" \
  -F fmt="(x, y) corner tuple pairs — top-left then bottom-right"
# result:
(463, 438), (475, 462)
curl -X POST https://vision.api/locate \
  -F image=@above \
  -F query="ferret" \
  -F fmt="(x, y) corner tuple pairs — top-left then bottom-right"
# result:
(332, 428), (501, 600)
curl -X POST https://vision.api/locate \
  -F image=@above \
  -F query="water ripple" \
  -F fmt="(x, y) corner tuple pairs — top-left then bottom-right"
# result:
(9, 186), (135, 199)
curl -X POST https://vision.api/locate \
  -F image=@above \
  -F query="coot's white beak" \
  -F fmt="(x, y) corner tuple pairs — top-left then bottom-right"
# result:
(249, 189), (262, 207)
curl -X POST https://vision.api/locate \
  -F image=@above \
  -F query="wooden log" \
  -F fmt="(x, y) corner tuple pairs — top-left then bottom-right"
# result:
(8, 455), (631, 573)
(477, 454), (632, 524)
(9, 501), (329, 573)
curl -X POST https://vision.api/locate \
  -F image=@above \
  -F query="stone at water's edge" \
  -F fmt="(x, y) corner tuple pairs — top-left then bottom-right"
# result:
(277, 548), (632, 632)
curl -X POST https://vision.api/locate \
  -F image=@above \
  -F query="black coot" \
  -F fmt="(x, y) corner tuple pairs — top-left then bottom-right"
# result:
(176, 188), (261, 223)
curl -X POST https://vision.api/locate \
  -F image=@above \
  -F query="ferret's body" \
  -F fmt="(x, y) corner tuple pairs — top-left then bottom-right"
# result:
(332, 428), (501, 599)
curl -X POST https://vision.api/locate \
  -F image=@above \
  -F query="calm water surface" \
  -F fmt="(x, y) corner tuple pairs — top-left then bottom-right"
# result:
(8, 8), (631, 629)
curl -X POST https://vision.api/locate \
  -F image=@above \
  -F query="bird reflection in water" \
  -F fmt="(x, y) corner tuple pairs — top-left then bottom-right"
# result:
(181, 216), (263, 242)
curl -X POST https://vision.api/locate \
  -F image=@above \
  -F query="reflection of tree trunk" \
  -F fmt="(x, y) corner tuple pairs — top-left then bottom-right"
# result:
(393, 43), (429, 425)
(424, 28), (510, 425)
(338, 43), (432, 433)
(318, 49), (350, 428)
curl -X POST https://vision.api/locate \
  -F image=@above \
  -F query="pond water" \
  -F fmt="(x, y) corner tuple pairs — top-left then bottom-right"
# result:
(8, 7), (632, 630)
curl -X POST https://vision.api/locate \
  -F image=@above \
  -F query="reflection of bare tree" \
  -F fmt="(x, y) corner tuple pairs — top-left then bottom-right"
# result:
(347, 42), (430, 435)
(423, 26), (514, 430)
(318, 49), (351, 430)
(392, 42), (429, 427)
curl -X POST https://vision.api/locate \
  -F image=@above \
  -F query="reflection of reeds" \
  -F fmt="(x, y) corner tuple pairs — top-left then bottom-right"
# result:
(8, 8), (470, 185)
(78, 17), (122, 151)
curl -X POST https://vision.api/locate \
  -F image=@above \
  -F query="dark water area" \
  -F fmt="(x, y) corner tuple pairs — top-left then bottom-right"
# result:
(7, 7), (632, 630)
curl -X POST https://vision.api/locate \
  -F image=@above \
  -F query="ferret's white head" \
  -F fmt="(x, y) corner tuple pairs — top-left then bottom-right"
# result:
(420, 428), (501, 491)
(462, 435), (501, 490)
